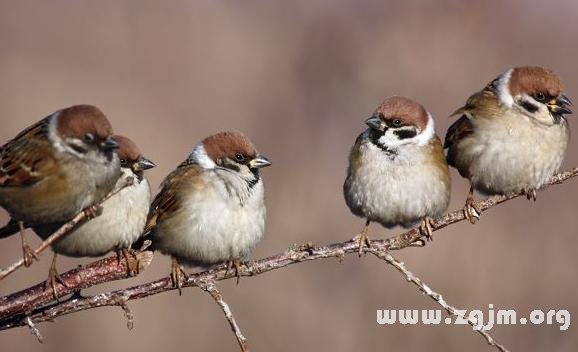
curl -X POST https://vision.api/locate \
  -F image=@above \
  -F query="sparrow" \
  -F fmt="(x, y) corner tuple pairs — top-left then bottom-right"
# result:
(343, 96), (451, 252)
(142, 131), (271, 293)
(0, 105), (121, 267)
(444, 66), (572, 223)
(30, 135), (155, 296)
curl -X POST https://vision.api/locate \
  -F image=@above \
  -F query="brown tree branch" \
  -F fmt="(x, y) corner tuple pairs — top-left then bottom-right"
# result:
(0, 175), (136, 281)
(369, 249), (509, 352)
(0, 167), (576, 347)
(200, 280), (250, 352)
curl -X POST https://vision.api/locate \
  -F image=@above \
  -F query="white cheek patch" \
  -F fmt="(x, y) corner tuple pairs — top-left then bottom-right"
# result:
(378, 113), (435, 148)
(189, 143), (216, 169)
(414, 114), (435, 146)
(48, 111), (67, 153)
(48, 112), (89, 158)
(517, 94), (555, 125)
(377, 129), (405, 147)
(497, 68), (514, 108)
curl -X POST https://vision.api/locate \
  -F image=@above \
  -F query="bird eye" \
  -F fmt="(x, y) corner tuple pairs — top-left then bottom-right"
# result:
(84, 133), (95, 142)
(392, 119), (402, 126)
(234, 153), (245, 162)
(534, 92), (546, 102)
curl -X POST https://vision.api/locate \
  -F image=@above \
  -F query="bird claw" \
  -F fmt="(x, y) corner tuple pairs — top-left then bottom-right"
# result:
(45, 264), (69, 301)
(83, 204), (103, 219)
(418, 217), (434, 241)
(352, 233), (371, 257)
(117, 248), (140, 276)
(410, 239), (427, 247)
(226, 259), (244, 284)
(22, 244), (39, 267)
(524, 189), (537, 201)
(170, 259), (187, 296)
(464, 197), (481, 224)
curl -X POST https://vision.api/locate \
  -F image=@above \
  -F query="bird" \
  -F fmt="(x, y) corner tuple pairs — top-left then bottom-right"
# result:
(0, 105), (121, 268)
(142, 131), (271, 293)
(343, 96), (451, 253)
(444, 66), (572, 223)
(29, 135), (155, 296)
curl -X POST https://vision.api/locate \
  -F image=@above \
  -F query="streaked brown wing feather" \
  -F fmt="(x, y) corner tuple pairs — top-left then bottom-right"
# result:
(444, 80), (501, 166)
(0, 117), (57, 187)
(144, 163), (202, 232)
(429, 136), (451, 187)
(444, 115), (473, 167)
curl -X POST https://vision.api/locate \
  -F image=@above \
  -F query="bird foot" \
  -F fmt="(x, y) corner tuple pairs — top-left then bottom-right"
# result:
(170, 259), (187, 296)
(117, 248), (140, 277)
(83, 204), (103, 219)
(418, 217), (435, 241)
(22, 244), (39, 268)
(45, 265), (69, 301)
(225, 259), (244, 285)
(524, 188), (537, 201)
(352, 233), (371, 257)
(463, 197), (481, 224)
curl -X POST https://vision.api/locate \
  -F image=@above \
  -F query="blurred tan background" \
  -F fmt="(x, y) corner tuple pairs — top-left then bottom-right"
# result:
(1, 1), (577, 351)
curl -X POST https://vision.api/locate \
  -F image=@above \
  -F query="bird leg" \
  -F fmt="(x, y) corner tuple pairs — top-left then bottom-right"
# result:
(170, 257), (187, 296)
(418, 216), (435, 241)
(19, 221), (38, 267)
(117, 248), (140, 277)
(463, 186), (481, 224)
(45, 253), (68, 300)
(225, 259), (244, 285)
(524, 188), (537, 201)
(352, 220), (371, 257)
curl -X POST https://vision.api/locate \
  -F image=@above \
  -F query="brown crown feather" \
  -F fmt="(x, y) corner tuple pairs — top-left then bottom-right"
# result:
(508, 66), (564, 97)
(202, 131), (258, 162)
(113, 135), (141, 162)
(374, 96), (429, 131)
(56, 105), (114, 140)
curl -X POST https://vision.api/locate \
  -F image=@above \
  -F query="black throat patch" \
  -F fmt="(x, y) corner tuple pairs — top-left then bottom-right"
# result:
(368, 129), (398, 157)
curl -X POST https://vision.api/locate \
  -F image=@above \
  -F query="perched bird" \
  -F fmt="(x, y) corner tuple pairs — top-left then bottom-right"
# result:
(444, 66), (572, 223)
(30, 135), (155, 295)
(0, 105), (121, 267)
(343, 96), (451, 252)
(142, 131), (271, 293)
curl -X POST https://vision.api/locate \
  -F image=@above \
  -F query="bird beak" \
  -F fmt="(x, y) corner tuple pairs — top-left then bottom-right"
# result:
(248, 155), (272, 169)
(101, 137), (119, 151)
(365, 115), (385, 131)
(134, 156), (156, 172)
(548, 94), (573, 116)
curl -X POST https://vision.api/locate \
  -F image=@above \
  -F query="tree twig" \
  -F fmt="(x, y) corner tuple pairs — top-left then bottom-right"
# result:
(24, 317), (43, 343)
(199, 279), (250, 352)
(0, 175), (135, 281)
(369, 249), (509, 352)
(0, 167), (576, 347)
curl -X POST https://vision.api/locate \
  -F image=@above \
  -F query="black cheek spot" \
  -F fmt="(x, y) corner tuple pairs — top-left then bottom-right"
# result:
(520, 100), (539, 113)
(69, 144), (87, 154)
(394, 129), (417, 140)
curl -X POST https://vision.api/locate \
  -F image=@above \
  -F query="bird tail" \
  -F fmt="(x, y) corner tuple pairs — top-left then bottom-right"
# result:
(131, 230), (155, 252)
(0, 219), (22, 239)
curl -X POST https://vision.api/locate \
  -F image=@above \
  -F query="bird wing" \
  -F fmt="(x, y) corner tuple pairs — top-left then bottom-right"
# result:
(0, 116), (57, 187)
(144, 163), (202, 233)
(443, 79), (502, 167)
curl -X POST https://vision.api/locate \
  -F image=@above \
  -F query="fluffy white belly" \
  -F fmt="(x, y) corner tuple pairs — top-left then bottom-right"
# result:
(344, 143), (450, 228)
(154, 179), (266, 266)
(49, 173), (151, 257)
(461, 116), (568, 195)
